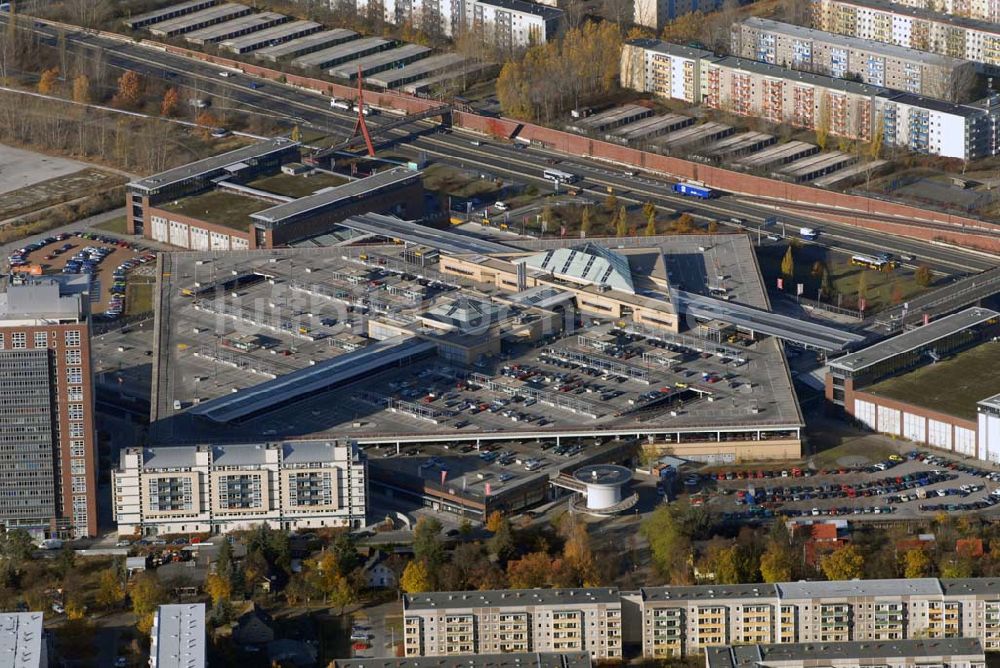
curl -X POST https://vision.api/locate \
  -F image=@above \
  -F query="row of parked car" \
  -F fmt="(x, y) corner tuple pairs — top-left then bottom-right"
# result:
(920, 488), (1000, 513)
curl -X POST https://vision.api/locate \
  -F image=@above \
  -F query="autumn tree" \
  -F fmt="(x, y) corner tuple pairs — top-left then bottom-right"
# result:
(160, 87), (179, 117)
(869, 117), (884, 159)
(903, 548), (933, 579)
(661, 11), (705, 43)
(615, 206), (628, 237)
(815, 92), (831, 150)
(781, 246), (795, 279)
(645, 212), (657, 236)
(506, 551), (554, 588)
(759, 523), (796, 583)
(485, 511), (504, 533)
(195, 111), (220, 138)
(113, 70), (144, 109)
(643, 201), (656, 220)
(561, 516), (597, 585)
(130, 572), (165, 634)
(205, 572), (232, 606)
(605, 190), (618, 212)
(401, 559), (433, 593)
(820, 545), (864, 581)
(93, 566), (124, 610)
(940, 555), (975, 578)
(672, 213), (694, 234)
(915, 265), (934, 287)
(707, 220), (719, 234)
(72, 74), (91, 104)
(38, 67), (59, 95)
(580, 207), (592, 236)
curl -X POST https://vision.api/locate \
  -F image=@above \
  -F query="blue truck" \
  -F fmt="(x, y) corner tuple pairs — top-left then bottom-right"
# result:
(672, 182), (714, 199)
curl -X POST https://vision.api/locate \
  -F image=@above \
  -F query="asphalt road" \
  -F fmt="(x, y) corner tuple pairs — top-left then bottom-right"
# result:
(9, 18), (997, 277)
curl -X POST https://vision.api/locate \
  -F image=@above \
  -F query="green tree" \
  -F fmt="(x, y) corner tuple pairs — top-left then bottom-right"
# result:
(488, 516), (516, 562)
(401, 559), (433, 593)
(0, 530), (34, 565)
(413, 516), (444, 566)
(940, 556), (974, 578)
(903, 548), (933, 579)
(781, 246), (795, 279)
(641, 502), (708, 584)
(820, 545), (864, 581)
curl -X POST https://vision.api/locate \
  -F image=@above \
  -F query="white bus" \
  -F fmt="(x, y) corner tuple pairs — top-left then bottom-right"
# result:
(543, 168), (578, 184)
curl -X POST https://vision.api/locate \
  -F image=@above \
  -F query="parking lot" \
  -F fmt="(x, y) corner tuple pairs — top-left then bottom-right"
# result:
(695, 449), (1000, 521)
(7, 231), (157, 317)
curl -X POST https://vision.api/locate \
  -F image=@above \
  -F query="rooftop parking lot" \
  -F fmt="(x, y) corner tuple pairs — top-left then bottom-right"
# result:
(148, 244), (800, 445)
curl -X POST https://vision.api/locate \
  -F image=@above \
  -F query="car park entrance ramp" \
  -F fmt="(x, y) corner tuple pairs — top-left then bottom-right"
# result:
(676, 290), (866, 352)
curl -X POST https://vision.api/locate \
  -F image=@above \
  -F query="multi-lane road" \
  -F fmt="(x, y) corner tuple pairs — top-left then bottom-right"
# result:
(10, 17), (999, 276)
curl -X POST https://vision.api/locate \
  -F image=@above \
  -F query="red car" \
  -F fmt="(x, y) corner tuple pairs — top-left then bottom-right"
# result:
(353, 642), (371, 651)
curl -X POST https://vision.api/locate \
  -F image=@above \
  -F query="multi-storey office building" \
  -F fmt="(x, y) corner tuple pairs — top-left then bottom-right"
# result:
(403, 589), (623, 660)
(731, 18), (977, 102)
(621, 39), (1000, 160)
(0, 277), (98, 538)
(810, 0), (1000, 73)
(705, 638), (986, 668)
(112, 440), (367, 536)
(354, 0), (562, 47)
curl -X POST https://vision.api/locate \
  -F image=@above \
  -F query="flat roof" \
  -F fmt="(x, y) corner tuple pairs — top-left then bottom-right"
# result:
(128, 137), (298, 193)
(777, 578), (943, 599)
(0, 613), (45, 668)
(335, 654), (592, 668)
(189, 336), (436, 423)
(829, 307), (1000, 372)
(570, 104), (652, 131)
(136, 440), (351, 470)
(255, 28), (358, 60)
(250, 168), (420, 227)
(337, 213), (513, 254)
(657, 122), (734, 148)
(405, 588), (620, 610)
(738, 17), (968, 68)
(149, 3), (249, 35)
(707, 638), (984, 668)
(881, 90), (989, 118)
(219, 19), (320, 51)
(291, 36), (392, 69)
(643, 584), (779, 602)
(184, 12), (287, 44)
(610, 113), (692, 141)
(734, 141), (816, 167)
(625, 38), (715, 61)
(940, 578), (1000, 596)
(365, 53), (467, 88)
(473, 0), (563, 20)
(866, 341), (1000, 420)
(125, 0), (218, 27)
(328, 44), (432, 78)
(981, 392), (1000, 411)
(151, 604), (205, 668)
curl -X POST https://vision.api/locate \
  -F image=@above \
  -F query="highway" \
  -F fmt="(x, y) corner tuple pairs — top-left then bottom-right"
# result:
(12, 18), (998, 277)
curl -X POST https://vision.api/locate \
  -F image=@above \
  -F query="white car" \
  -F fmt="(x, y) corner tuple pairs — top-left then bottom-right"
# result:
(494, 201), (508, 212)
(218, 71), (231, 78)
(350, 631), (371, 641)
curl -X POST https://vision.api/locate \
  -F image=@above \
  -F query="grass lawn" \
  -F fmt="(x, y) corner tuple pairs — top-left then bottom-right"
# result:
(809, 437), (898, 469)
(248, 171), (349, 198)
(423, 163), (501, 199)
(126, 282), (154, 317)
(93, 215), (128, 234)
(866, 342), (1000, 420)
(160, 190), (271, 231)
(758, 242), (931, 312)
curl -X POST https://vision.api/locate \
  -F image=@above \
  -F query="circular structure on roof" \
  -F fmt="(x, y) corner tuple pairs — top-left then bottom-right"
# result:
(574, 464), (633, 510)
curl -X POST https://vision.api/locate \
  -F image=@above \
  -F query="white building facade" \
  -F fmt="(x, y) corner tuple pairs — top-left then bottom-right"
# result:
(113, 440), (367, 536)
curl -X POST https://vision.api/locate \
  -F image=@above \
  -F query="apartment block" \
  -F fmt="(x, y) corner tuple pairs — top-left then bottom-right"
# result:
(641, 579), (1000, 658)
(353, 0), (562, 47)
(885, 0), (998, 26)
(403, 589), (623, 660)
(633, 0), (722, 32)
(112, 440), (367, 536)
(810, 0), (1000, 73)
(0, 277), (98, 539)
(705, 638), (986, 668)
(731, 18), (977, 102)
(621, 39), (1000, 160)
